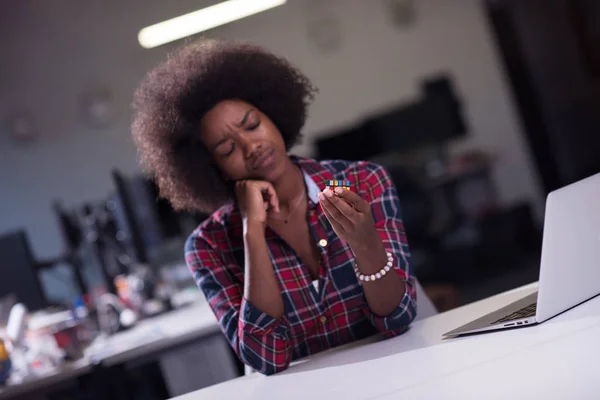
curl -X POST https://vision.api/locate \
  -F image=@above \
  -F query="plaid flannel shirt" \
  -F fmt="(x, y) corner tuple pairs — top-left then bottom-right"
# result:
(185, 156), (417, 375)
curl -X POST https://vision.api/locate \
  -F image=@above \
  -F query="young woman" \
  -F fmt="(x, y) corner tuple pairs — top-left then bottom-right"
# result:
(131, 39), (417, 375)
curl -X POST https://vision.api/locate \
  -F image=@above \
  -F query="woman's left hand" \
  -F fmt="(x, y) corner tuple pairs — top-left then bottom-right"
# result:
(318, 187), (379, 249)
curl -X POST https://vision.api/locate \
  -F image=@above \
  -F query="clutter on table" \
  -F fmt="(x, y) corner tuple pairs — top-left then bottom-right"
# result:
(0, 338), (11, 385)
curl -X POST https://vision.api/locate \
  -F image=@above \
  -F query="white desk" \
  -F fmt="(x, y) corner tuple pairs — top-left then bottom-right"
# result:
(87, 300), (222, 367)
(173, 282), (600, 399)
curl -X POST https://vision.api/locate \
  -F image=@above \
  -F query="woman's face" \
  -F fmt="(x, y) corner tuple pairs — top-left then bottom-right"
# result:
(199, 99), (288, 183)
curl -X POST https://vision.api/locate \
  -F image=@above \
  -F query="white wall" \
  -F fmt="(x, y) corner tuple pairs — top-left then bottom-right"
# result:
(0, 0), (543, 259)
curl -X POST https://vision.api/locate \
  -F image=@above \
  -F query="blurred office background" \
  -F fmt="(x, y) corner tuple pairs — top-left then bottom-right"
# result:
(1, 0), (599, 398)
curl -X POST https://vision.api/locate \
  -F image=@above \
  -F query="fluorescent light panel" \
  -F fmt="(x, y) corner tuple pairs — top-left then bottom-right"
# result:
(138, 0), (287, 49)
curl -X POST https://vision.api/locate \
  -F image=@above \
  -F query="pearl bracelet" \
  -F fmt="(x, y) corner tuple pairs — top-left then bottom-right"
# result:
(354, 251), (393, 282)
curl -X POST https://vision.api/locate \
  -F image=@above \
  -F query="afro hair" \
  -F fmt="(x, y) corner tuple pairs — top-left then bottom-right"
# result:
(131, 38), (317, 214)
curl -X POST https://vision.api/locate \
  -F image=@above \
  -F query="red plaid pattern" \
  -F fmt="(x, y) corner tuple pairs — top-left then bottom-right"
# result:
(185, 156), (416, 375)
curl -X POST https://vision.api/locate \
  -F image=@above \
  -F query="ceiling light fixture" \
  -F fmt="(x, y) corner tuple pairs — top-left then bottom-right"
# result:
(138, 0), (287, 49)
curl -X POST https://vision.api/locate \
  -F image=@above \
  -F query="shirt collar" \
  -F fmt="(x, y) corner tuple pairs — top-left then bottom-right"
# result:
(302, 168), (321, 204)
(291, 155), (334, 205)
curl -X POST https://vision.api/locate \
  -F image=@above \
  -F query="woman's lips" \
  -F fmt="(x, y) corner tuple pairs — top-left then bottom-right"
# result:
(252, 149), (276, 170)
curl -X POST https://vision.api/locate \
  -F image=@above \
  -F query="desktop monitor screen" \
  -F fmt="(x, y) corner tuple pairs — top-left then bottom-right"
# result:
(0, 230), (47, 311)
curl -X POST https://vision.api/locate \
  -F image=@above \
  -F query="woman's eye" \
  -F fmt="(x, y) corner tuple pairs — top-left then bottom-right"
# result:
(222, 143), (235, 157)
(247, 120), (260, 131)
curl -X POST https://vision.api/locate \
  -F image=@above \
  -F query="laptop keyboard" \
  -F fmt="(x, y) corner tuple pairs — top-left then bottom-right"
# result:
(491, 303), (537, 325)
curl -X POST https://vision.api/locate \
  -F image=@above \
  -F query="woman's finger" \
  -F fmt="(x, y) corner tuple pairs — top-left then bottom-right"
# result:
(319, 195), (351, 231)
(322, 188), (357, 221)
(263, 182), (280, 213)
(320, 200), (347, 233)
(331, 187), (370, 213)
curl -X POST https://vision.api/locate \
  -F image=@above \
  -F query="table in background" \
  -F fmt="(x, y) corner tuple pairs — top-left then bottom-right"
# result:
(0, 358), (92, 400)
(86, 300), (237, 397)
(173, 282), (600, 399)
(0, 300), (234, 400)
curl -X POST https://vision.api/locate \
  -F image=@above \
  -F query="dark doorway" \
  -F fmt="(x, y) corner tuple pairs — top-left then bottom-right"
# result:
(485, 0), (600, 194)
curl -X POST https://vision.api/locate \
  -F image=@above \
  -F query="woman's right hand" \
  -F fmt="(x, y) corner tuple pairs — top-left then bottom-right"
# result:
(235, 180), (280, 226)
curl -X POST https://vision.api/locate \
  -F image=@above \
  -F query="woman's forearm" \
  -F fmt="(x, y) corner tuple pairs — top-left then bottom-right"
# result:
(352, 236), (405, 317)
(243, 222), (285, 318)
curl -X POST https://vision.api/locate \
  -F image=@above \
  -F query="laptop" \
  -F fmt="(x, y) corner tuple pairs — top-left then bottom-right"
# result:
(443, 172), (600, 337)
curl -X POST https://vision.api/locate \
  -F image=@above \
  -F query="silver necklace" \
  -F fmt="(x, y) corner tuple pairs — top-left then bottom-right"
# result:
(268, 190), (306, 224)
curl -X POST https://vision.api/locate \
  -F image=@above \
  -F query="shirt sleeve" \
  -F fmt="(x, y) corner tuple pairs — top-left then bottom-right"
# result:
(185, 234), (293, 375)
(362, 163), (418, 337)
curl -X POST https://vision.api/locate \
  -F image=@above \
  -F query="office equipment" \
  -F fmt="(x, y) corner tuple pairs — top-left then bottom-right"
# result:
(314, 122), (375, 161)
(50, 202), (90, 297)
(0, 297), (230, 399)
(96, 292), (139, 335)
(4, 303), (32, 383)
(0, 231), (47, 312)
(51, 200), (134, 301)
(443, 172), (600, 337)
(0, 338), (10, 386)
(364, 96), (462, 154)
(111, 170), (152, 265)
(0, 295), (17, 327)
(315, 75), (466, 160)
(75, 202), (129, 295)
(146, 180), (185, 240)
(110, 170), (188, 267)
(56, 190), (182, 312)
(422, 75), (466, 137)
(6, 304), (28, 346)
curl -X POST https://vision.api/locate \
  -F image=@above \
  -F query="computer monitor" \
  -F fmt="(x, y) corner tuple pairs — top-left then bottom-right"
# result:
(364, 77), (466, 153)
(111, 170), (150, 264)
(422, 75), (467, 138)
(365, 97), (461, 151)
(315, 75), (467, 160)
(0, 230), (47, 311)
(110, 170), (185, 266)
(314, 122), (382, 161)
(146, 179), (184, 240)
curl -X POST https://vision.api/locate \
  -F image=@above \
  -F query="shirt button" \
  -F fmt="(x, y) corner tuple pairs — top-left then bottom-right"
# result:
(320, 316), (327, 324)
(319, 239), (328, 247)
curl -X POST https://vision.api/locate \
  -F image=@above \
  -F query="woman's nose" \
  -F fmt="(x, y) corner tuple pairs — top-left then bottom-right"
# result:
(240, 135), (261, 159)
